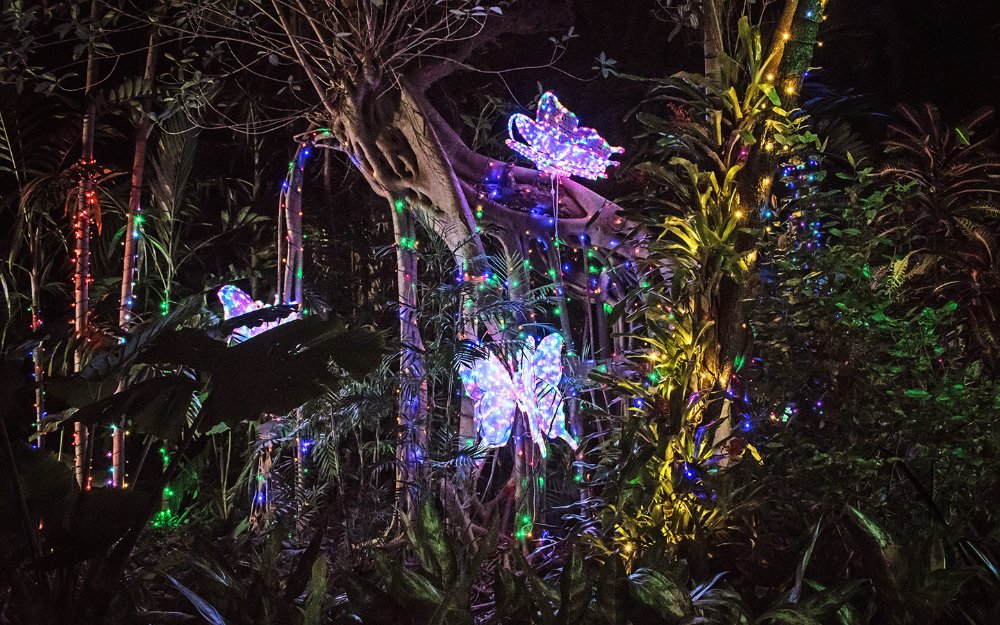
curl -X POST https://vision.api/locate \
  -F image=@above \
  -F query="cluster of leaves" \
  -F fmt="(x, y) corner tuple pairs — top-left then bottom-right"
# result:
(589, 16), (805, 558)
(340, 498), (916, 625)
(728, 102), (1000, 622)
(0, 296), (383, 624)
(748, 108), (1000, 534)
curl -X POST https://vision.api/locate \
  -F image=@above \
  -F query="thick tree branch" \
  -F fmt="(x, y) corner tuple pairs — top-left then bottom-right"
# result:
(763, 0), (798, 80)
(411, 0), (573, 90)
(415, 88), (629, 256)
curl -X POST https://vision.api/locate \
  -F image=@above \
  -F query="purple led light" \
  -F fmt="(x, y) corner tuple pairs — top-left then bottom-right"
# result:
(217, 285), (292, 340)
(507, 92), (624, 180)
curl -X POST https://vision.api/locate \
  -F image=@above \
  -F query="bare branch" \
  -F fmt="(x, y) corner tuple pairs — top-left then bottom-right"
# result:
(412, 0), (573, 90)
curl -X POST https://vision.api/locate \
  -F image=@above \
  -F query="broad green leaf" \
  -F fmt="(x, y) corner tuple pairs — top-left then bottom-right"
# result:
(166, 575), (228, 625)
(558, 547), (590, 624)
(757, 606), (823, 625)
(628, 568), (691, 623)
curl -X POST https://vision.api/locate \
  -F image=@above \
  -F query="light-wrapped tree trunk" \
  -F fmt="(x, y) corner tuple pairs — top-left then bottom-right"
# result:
(73, 0), (99, 489)
(114, 28), (158, 487)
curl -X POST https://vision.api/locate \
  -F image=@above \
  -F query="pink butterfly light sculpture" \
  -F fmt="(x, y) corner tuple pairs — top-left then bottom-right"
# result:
(459, 333), (577, 457)
(507, 91), (624, 180)
(217, 285), (293, 341)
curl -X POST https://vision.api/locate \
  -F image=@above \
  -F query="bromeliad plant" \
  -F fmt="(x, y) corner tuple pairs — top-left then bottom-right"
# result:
(593, 16), (816, 557)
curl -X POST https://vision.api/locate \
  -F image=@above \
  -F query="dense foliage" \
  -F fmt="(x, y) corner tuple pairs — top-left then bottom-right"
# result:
(1, 2), (999, 625)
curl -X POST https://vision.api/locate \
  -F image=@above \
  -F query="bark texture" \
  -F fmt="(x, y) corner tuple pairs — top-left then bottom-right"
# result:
(73, 0), (99, 489)
(114, 28), (159, 487)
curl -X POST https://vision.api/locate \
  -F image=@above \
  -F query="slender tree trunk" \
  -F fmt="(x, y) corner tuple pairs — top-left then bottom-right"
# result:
(702, 0), (724, 86)
(73, 0), (98, 490)
(30, 239), (45, 450)
(279, 141), (308, 307)
(279, 140), (310, 517)
(703, 0), (826, 429)
(392, 201), (427, 514)
(596, 300), (610, 359)
(114, 28), (158, 487)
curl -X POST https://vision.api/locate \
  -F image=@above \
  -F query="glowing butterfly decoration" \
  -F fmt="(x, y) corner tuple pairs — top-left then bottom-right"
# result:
(459, 333), (577, 457)
(217, 285), (293, 340)
(507, 91), (624, 180)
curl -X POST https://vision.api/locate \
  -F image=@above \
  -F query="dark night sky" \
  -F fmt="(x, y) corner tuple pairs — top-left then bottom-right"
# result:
(464, 0), (1000, 156)
(816, 0), (1000, 119)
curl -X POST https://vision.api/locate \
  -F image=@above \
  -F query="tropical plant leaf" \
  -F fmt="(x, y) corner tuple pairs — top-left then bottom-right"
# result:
(165, 574), (229, 625)
(627, 568), (691, 623)
(558, 547), (590, 624)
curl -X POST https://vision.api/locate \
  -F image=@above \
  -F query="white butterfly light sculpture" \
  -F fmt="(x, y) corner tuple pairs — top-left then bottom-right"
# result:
(217, 285), (294, 340)
(459, 333), (577, 457)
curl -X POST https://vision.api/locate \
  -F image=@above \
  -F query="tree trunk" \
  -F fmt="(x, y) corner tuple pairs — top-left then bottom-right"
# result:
(278, 139), (311, 515)
(114, 27), (158, 487)
(29, 237), (45, 450)
(392, 202), (428, 513)
(702, 0), (724, 86)
(73, 0), (98, 490)
(703, 0), (826, 430)
(279, 29), (631, 505)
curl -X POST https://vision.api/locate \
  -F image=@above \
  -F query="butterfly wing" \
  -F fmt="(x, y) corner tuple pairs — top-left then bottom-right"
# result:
(218, 285), (258, 320)
(463, 353), (516, 448)
(218, 285), (266, 340)
(530, 333), (576, 450)
(512, 337), (547, 454)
